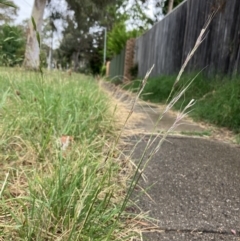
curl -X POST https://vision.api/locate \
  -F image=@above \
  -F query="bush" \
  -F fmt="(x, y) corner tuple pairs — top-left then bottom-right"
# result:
(0, 24), (26, 66)
(101, 64), (106, 76)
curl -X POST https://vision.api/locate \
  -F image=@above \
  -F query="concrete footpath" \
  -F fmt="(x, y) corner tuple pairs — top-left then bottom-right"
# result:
(101, 82), (240, 241)
(130, 135), (240, 241)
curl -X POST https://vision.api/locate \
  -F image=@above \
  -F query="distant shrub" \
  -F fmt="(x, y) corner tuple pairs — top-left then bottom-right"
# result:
(101, 64), (106, 76)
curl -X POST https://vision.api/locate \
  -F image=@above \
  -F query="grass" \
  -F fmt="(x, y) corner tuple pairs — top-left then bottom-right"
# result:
(180, 130), (212, 137)
(0, 68), (139, 240)
(123, 73), (240, 133)
(236, 134), (240, 144)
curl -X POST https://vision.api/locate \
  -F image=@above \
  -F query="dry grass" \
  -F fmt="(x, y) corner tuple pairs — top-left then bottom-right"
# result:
(99, 81), (147, 137)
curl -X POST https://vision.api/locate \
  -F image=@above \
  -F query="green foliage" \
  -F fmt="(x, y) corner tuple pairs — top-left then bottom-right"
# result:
(125, 74), (240, 133)
(106, 1), (152, 58)
(89, 50), (102, 74)
(65, 0), (122, 28)
(193, 77), (240, 133)
(55, 17), (97, 72)
(124, 73), (213, 104)
(0, 24), (26, 66)
(236, 134), (240, 144)
(40, 46), (48, 68)
(101, 64), (106, 76)
(0, 0), (18, 23)
(107, 20), (127, 56)
(54, 0), (154, 73)
(107, 19), (141, 57)
(124, 75), (177, 101)
(0, 0), (17, 8)
(162, 0), (184, 14)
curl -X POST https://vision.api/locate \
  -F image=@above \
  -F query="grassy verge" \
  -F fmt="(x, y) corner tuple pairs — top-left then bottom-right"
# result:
(123, 73), (240, 134)
(0, 68), (138, 240)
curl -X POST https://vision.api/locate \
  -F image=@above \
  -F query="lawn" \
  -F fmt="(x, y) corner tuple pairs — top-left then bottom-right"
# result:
(0, 68), (139, 240)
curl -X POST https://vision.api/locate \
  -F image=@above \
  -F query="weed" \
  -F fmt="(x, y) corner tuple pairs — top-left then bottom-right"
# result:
(180, 130), (212, 137)
(236, 134), (240, 144)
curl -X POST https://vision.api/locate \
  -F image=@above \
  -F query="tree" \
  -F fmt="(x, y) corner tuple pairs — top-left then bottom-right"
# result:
(107, 19), (141, 58)
(0, 0), (18, 24)
(65, 0), (123, 28)
(0, 24), (26, 66)
(23, 0), (47, 70)
(162, 0), (184, 14)
(53, 0), (160, 74)
(0, 0), (19, 24)
(23, 0), (120, 70)
(61, 0), (164, 72)
(41, 15), (58, 69)
(106, 0), (154, 58)
(55, 16), (98, 72)
(167, 0), (174, 13)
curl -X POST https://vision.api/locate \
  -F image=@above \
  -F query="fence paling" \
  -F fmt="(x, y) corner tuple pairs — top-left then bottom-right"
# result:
(109, 48), (125, 81)
(134, 0), (240, 78)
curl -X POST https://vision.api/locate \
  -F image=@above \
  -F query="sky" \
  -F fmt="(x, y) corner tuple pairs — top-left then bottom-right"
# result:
(13, 0), (68, 48)
(13, 0), (34, 23)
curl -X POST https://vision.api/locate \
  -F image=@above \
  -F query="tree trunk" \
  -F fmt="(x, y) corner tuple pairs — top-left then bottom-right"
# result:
(47, 46), (52, 70)
(23, 0), (47, 70)
(167, 0), (174, 13)
(72, 51), (80, 72)
(47, 29), (54, 70)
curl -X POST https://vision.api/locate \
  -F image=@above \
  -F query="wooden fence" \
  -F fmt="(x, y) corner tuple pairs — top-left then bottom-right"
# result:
(109, 48), (125, 81)
(134, 0), (240, 78)
(109, 39), (136, 81)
